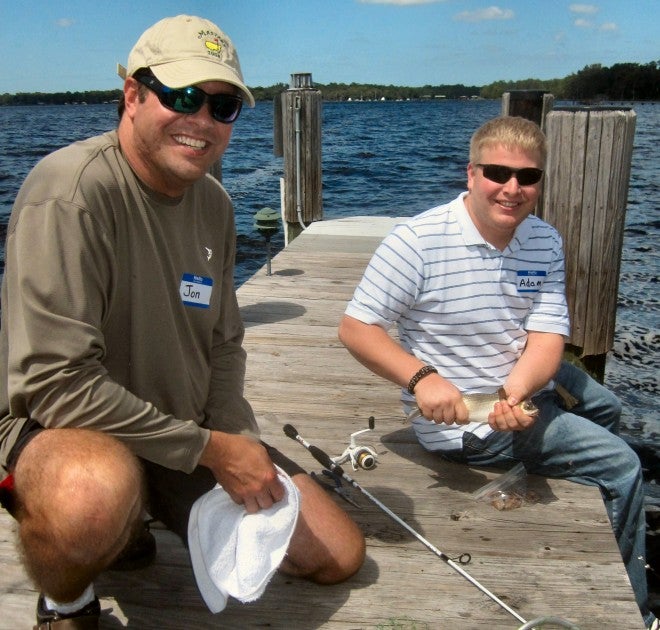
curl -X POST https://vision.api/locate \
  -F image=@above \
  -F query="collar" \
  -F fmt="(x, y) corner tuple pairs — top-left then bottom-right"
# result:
(451, 192), (492, 248)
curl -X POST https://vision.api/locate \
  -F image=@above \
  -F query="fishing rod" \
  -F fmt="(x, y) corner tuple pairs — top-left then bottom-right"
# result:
(283, 423), (528, 625)
(284, 424), (582, 629)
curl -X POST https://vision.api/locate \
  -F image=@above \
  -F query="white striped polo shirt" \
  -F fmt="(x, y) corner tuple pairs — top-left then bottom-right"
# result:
(345, 192), (570, 451)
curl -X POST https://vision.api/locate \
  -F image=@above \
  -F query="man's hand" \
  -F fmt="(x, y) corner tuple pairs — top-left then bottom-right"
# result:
(487, 396), (537, 431)
(199, 431), (285, 513)
(413, 374), (470, 425)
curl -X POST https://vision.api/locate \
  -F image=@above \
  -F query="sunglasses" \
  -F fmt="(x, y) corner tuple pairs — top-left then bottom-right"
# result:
(134, 71), (243, 124)
(476, 163), (544, 186)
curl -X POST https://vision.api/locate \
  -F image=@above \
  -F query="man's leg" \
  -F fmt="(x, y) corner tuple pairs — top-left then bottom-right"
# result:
(554, 360), (622, 434)
(280, 471), (365, 583)
(524, 390), (649, 624)
(143, 442), (365, 585)
(11, 428), (144, 611)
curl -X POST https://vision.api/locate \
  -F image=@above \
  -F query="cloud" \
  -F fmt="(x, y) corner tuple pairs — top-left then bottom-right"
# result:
(454, 6), (515, 22)
(55, 18), (75, 28)
(357, 0), (445, 5)
(569, 3), (599, 14)
(570, 4), (615, 31)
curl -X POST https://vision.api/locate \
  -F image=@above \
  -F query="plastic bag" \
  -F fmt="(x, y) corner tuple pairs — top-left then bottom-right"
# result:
(472, 463), (535, 511)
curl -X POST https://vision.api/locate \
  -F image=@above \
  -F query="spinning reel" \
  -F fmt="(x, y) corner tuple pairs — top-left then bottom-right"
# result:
(331, 416), (378, 470)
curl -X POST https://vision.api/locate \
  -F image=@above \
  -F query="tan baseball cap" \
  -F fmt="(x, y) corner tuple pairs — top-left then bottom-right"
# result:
(117, 15), (254, 107)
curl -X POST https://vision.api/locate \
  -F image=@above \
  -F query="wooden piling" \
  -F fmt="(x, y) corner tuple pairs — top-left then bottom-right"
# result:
(273, 95), (283, 158)
(278, 73), (323, 244)
(208, 161), (222, 182)
(502, 93), (635, 380)
(540, 107), (636, 378)
(501, 90), (554, 130)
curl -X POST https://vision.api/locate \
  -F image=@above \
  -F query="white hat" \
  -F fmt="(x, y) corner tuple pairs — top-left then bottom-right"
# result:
(117, 15), (254, 107)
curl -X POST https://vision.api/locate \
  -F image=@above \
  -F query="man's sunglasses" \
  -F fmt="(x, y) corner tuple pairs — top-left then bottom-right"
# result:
(134, 70), (243, 124)
(476, 163), (544, 186)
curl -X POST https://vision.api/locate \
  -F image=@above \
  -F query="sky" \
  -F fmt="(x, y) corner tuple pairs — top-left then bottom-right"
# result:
(0, 0), (658, 94)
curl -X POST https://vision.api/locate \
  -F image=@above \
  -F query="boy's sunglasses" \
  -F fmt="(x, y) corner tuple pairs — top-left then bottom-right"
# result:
(134, 70), (243, 124)
(476, 163), (544, 186)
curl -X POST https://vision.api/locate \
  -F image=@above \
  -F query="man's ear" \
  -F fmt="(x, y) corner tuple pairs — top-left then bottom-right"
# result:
(122, 78), (141, 117)
(466, 162), (476, 191)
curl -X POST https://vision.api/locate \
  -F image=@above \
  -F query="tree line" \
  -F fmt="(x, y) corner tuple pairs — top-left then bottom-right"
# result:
(479, 61), (659, 101)
(1, 61), (657, 107)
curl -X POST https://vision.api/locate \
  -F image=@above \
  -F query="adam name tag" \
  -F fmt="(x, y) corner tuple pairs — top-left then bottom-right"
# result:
(180, 273), (213, 308)
(517, 270), (546, 293)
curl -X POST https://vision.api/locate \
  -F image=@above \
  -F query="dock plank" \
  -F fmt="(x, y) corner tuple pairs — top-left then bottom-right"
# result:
(0, 217), (643, 629)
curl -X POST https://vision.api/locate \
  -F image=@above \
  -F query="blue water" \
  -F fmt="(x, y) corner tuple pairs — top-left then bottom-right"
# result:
(227, 99), (502, 279)
(0, 99), (657, 508)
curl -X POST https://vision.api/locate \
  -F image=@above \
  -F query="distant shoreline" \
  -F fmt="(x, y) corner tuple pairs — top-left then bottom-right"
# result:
(1, 60), (659, 105)
(1, 97), (659, 108)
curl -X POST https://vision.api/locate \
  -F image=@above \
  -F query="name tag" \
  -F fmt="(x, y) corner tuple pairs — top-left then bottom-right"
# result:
(517, 270), (546, 293)
(180, 274), (213, 308)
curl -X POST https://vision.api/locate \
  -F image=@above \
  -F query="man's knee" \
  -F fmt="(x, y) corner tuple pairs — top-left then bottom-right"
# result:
(558, 361), (622, 415)
(283, 473), (365, 584)
(13, 429), (145, 595)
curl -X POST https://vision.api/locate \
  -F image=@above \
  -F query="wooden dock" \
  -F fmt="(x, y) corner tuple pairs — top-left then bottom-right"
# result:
(1, 218), (644, 629)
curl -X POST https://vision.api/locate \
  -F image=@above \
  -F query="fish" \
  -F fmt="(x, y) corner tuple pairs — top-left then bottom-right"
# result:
(407, 387), (539, 424)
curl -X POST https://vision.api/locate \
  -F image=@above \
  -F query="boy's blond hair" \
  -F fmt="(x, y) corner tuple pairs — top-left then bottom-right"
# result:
(469, 116), (547, 166)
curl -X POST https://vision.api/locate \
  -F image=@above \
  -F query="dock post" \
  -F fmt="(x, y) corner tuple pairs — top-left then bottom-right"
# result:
(501, 89), (554, 130)
(541, 107), (636, 380)
(278, 73), (323, 244)
(208, 160), (222, 182)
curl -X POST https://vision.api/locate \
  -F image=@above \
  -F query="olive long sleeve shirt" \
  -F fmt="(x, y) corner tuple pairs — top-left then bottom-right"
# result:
(0, 131), (258, 474)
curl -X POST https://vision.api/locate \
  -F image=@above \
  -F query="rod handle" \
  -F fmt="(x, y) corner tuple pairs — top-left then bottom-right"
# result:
(309, 445), (345, 475)
(283, 424), (299, 440)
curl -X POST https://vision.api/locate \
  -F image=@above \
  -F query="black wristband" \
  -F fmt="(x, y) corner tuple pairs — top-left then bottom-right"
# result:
(407, 365), (438, 395)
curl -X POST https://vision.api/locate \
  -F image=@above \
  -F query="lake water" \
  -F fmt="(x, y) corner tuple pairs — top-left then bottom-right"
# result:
(0, 99), (657, 511)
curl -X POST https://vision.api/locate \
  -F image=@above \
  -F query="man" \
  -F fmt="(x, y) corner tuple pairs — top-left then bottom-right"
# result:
(338, 116), (654, 627)
(0, 15), (364, 629)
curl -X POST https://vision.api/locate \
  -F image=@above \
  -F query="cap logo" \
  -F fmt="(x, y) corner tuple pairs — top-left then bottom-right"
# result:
(198, 29), (226, 59)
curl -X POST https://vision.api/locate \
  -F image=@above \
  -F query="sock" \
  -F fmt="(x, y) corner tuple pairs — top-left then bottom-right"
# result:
(44, 583), (95, 614)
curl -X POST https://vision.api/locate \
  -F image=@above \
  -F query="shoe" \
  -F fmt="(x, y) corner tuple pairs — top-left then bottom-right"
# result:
(108, 520), (157, 571)
(34, 593), (100, 629)
(648, 617), (659, 630)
